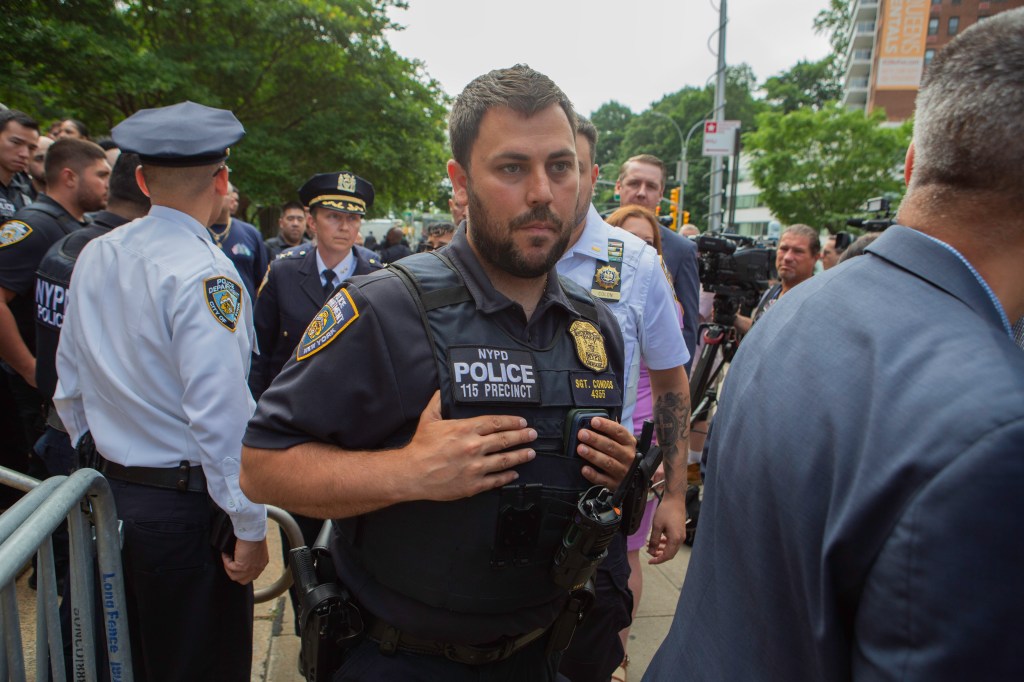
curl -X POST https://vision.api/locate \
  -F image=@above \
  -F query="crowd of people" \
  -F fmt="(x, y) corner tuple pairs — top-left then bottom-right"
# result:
(0, 9), (1021, 682)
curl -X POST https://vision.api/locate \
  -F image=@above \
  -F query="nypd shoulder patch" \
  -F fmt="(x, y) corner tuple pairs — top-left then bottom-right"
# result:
(296, 288), (359, 361)
(0, 221), (32, 249)
(204, 276), (243, 332)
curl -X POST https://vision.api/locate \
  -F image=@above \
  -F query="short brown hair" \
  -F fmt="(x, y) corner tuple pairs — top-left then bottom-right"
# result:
(576, 117), (598, 163)
(44, 138), (106, 187)
(617, 154), (666, 186)
(449, 64), (577, 169)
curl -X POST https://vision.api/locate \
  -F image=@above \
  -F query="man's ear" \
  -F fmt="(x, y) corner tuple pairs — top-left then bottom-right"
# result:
(447, 159), (468, 206)
(904, 143), (915, 187)
(60, 167), (77, 190)
(590, 164), (600, 186)
(135, 166), (151, 197)
(213, 166), (230, 196)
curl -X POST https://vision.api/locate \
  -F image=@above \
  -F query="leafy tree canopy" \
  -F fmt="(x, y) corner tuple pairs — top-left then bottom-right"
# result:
(762, 58), (842, 113)
(588, 65), (766, 227)
(0, 0), (449, 216)
(744, 105), (911, 231)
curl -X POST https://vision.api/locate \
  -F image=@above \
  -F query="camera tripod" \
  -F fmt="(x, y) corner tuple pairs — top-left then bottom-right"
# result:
(689, 294), (744, 427)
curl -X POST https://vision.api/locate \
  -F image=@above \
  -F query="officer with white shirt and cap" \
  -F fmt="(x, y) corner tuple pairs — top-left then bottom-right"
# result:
(54, 100), (268, 682)
(556, 117), (691, 682)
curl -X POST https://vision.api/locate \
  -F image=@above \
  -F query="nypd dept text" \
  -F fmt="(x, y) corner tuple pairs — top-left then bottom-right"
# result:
(36, 278), (67, 330)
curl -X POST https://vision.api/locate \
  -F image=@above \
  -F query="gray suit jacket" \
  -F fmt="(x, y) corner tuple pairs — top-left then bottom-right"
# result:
(645, 225), (1024, 681)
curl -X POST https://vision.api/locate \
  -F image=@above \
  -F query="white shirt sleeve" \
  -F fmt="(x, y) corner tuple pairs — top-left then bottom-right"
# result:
(636, 244), (690, 371)
(54, 294), (88, 446)
(169, 276), (266, 541)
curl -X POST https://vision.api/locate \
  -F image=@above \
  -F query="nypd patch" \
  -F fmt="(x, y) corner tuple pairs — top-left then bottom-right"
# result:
(0, 220), (32, 248)
(296, 289), (359, 361)
(204, 276), (242, 332)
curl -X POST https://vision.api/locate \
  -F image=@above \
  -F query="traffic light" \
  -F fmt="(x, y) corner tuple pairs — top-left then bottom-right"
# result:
(682, 210), (690, 226)
(669, 187), (680, 229)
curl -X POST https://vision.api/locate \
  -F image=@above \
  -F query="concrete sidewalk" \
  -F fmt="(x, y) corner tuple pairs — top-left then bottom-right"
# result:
(251, 530), (691, 681)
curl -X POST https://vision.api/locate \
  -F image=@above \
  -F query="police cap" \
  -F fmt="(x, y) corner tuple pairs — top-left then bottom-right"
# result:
(299, 172), (375, 216)
(111, 101), (244, 167)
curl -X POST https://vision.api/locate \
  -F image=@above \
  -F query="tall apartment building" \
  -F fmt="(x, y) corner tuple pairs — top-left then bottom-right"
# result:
(841, 0), (1024, 121)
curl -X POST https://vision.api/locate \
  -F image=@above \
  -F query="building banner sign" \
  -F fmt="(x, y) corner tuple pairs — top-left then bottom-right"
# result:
(875, 0), (929, 90)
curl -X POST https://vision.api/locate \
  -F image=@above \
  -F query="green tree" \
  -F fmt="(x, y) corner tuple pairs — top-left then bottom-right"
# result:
(762, 58), (842, 113)
(603, 65), (765, 227)
(588, 101), (632, 171)
(744, 105), (911, 231)
(814, 0), (852, 89)
(0, 0), (449, 217)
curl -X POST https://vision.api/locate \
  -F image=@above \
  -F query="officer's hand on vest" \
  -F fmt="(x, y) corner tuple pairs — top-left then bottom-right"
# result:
(223, 537), (270, 585)
(575, 417), (637, 490)
(406, 391), (538, 500)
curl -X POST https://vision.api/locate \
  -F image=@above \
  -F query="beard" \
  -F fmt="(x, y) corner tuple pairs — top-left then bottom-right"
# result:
(466, 183), (574, 279)
(79, 187), (108, 213)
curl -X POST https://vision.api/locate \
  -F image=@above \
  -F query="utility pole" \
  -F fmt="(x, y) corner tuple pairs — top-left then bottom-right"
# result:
(709, 0), (728, 233)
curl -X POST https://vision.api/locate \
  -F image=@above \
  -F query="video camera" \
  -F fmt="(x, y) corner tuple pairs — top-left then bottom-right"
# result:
(846, 196), (895, 232)
(694, 232), (776, 325)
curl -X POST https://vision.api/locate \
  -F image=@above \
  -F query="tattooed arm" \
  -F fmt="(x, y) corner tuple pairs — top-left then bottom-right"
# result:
(647, 365), (692, 564)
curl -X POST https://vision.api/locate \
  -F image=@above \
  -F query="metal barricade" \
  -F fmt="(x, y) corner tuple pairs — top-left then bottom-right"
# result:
(0, 464), (303, 681)
(0, 467), (132, 682)
(255, 505), (304, 603)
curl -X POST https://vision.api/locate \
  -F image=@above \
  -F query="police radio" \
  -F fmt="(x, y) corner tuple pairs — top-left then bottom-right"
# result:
(551, 421), (655, 591)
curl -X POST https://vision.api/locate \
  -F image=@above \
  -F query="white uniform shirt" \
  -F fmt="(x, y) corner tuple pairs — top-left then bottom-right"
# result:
(316, 248), (356, 287)
(557, 205), (689, 427)
(54, 206), (266, 541)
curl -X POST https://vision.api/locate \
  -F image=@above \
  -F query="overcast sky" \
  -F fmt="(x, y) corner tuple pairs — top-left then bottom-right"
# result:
(385, 0), (834, 117)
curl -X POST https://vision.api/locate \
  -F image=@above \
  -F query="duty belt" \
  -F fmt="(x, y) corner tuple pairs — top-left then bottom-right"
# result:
(98, 457), (207, 493)
(366, 615), (548, 665)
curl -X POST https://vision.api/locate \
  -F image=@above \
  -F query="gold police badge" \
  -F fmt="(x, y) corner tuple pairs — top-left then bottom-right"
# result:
(568, 320), (608, 372)
(338, 172), (356, 192)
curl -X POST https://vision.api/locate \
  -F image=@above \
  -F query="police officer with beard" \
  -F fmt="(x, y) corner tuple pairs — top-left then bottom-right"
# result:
(240, 65), (639, 680)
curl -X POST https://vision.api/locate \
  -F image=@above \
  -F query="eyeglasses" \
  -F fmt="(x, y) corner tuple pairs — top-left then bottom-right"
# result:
(212, 164), (231, 177)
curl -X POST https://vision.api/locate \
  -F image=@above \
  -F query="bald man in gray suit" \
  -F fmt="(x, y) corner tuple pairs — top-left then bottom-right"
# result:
(645, 10), (1024, 681)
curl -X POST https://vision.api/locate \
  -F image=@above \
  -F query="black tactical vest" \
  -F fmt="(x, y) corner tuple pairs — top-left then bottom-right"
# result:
(336, 251), (623, 614)
(35, 226), (109, 399)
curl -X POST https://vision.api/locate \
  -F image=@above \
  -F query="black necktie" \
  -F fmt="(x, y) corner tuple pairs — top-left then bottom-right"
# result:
(322, 269), (338, 297)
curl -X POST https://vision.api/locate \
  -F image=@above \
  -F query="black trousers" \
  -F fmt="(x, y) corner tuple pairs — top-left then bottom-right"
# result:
(110, 480), (253, 682)
(558, 532), (633, 682)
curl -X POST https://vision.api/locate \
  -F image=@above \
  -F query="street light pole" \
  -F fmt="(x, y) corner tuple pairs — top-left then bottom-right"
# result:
(652, 111), (686, 230)
(652, 112), (707, 225)
(681, 118), (704, 220)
